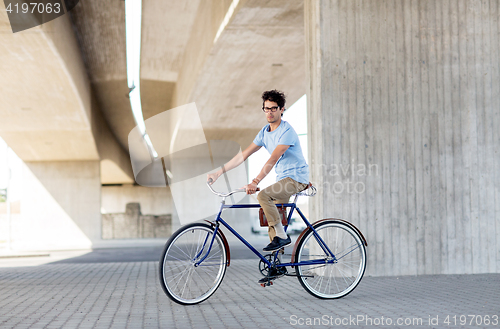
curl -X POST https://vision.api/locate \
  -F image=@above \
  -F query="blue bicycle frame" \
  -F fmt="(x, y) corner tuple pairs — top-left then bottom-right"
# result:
(195, 196), (338, 269)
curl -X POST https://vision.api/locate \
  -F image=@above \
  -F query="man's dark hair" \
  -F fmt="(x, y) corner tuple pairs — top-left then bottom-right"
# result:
(262, 90), (286, 116)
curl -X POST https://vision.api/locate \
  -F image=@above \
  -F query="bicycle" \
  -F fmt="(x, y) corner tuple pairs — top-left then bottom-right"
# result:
(159, 180), (367, 305)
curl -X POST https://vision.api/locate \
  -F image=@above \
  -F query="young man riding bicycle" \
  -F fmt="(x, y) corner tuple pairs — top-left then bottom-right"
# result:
(207, 90), (310, 280)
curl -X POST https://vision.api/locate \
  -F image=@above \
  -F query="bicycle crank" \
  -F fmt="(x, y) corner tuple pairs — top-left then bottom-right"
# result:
(259, 280), (274, 287)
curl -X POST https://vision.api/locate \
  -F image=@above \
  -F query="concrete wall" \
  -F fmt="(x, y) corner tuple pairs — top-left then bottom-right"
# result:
(101, 185), (174, 239)
(102, 203), (171, 239)
(306, 0), (500, 276)
(101, 185), (173, 216)
(6, 161), (101, 251)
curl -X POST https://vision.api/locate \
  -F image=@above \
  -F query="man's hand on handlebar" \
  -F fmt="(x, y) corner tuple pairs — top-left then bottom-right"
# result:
(207, 177), (260, 196)
(207, 172), (220, 185)
(244, 182), (259, 194)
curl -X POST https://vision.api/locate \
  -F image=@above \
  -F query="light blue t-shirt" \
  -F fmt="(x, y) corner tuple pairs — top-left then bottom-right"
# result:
(253, 120), (309, 184)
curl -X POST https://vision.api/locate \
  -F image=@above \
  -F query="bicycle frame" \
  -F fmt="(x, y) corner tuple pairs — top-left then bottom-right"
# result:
(195, 195), (337, 269)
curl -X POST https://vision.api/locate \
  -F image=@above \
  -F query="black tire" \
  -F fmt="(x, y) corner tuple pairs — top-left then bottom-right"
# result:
(294, 220), (366, 299)
(159, 223), (227, 305)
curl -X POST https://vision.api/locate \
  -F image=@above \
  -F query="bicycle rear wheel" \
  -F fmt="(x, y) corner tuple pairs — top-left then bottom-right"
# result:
(159, 223), (227, 305)
(295, 220), (366, 299)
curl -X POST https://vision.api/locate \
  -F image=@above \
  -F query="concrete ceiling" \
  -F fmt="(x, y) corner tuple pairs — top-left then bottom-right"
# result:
(0, 0), (306, 183)
(0, 7), (98, 161)
(190, 0), (305, 146)
(0, 4), (133, 183)
(68, 0), (202, 153)
(69, 0), (305, 151)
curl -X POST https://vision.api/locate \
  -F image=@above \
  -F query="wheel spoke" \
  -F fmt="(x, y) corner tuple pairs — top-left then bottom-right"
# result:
(160, 224), (227, 305)
(335, 243), (361, 260)
(295, 221), (366, 299)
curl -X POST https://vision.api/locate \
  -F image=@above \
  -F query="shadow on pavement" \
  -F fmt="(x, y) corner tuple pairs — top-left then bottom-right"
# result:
(47, 245), (267, 264)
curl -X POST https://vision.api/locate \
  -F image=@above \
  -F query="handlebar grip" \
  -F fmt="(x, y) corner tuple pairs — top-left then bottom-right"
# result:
(208, 178), (213, 184)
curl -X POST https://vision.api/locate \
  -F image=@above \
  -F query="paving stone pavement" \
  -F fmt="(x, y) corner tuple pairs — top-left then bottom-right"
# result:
(0, 259), (499, 329)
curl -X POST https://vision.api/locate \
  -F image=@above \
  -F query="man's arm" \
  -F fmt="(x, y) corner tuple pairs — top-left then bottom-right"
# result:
(207, 143), (261, 183)
(244, 144), (290, 194)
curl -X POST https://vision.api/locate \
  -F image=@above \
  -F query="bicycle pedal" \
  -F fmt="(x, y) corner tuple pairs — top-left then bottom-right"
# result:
(271, 248), (285, 256)
(259, 280), (274, 287)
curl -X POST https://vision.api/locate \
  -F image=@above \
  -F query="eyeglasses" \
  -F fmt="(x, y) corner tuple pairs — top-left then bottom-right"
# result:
(262, 106), (280, 113)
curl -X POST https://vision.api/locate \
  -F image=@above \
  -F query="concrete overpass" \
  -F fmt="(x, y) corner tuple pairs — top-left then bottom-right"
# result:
(0, 0), (499, 276)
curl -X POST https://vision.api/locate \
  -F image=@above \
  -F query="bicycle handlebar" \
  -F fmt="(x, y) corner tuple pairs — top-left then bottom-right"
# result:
(206, 178), (260, 197)
(207, 178), (316, 199)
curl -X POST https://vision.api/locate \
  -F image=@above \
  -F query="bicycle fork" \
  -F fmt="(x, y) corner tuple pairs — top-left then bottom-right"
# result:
(193, 223), (221, 267)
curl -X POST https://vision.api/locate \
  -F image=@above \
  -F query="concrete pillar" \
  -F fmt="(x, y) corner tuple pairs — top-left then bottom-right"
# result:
(11, 161), (101, 251)
(305, 0), (500, 276)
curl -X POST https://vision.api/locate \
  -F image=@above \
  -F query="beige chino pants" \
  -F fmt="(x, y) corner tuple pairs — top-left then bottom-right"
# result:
(256, 177), (308, 241)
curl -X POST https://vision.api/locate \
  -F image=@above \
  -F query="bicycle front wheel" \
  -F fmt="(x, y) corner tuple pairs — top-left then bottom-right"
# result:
(159, 223), (227, 305)
(295, 220), (366, 299)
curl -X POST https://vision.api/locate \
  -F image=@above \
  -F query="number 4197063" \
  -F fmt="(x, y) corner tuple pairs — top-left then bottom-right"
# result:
(444, 315), (498, 326)
(6, 2), (61, 14)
